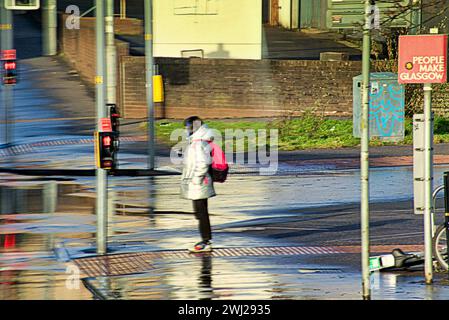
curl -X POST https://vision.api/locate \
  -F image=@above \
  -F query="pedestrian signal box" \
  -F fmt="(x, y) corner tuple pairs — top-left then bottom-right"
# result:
(107, 104), (121, 133)
(1, 50), (17, 86)
(5, 0), (40, 10)
(95, 131), (118, 170)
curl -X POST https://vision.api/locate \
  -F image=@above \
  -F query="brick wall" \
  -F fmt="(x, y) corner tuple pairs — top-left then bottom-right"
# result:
(60, 14), (131, 110)
(120, 57), (362, 119)
(60, 14), (143, 35)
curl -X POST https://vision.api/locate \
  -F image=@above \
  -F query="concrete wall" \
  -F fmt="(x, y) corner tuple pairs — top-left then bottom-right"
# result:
(153, 0), (262, 60)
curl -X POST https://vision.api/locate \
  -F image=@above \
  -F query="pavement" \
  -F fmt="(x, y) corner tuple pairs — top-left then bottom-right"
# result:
(262, 26), (361, 60)
(1, 13), (449, 301)
(116, 26), (362, 60)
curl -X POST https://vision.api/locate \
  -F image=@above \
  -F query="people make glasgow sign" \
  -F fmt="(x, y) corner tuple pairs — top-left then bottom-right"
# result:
(398, 35), (448, 84)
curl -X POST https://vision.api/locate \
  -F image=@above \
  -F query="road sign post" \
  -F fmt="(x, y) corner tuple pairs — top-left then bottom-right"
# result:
(399, 33), (449, 284)
(360, 0), (372, 300)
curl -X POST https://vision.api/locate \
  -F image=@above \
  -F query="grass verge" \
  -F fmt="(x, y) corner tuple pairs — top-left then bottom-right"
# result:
(148, 116), (449, 151)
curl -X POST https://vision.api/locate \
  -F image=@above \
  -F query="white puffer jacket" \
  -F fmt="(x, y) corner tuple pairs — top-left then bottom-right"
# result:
(180, 124), (216, 200)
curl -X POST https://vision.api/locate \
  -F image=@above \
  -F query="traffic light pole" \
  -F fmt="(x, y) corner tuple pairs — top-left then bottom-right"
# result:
(361, 0), (372, 300)
(0, 1), (13, 146)
(42, 0), (57, 56)
(105, 0), (116, 105)
(145, 0), (155, 170)
(95, 0), (108, 255)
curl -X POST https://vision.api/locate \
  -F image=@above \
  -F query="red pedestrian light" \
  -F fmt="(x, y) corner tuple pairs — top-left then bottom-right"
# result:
(4, 61), (16, 70)
(102, 135), (112, 147)
(95, 132), (118, 170)
(2, 59), (17, 85)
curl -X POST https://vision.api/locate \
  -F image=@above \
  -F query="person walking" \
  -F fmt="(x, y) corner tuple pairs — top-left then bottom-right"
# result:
(181, 116), (216, 253)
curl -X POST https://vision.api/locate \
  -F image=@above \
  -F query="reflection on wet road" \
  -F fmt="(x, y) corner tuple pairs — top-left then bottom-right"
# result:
(83, 255), (449, 300)
(1, 166), (449, 299)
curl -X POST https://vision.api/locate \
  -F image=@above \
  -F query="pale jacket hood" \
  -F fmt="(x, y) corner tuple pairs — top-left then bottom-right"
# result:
(190, 124), (214, 142)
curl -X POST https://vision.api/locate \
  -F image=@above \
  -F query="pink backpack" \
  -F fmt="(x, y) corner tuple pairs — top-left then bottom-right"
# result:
(208, 141), (229, 183)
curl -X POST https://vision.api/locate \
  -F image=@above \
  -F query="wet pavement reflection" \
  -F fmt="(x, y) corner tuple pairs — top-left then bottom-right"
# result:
(0, 168), (449, 300)
(83, 255), (449, 300)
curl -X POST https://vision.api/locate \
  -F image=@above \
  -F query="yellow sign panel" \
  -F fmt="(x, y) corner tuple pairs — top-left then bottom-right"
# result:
(153, 75), (164, 103)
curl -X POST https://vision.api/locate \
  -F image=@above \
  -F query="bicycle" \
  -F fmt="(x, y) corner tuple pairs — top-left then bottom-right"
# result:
(432, 224), (449, 271)
(431, 175), (449, 271)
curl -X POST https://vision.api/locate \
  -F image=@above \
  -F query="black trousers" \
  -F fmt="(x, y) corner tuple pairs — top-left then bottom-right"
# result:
(193, 199), (212, 242)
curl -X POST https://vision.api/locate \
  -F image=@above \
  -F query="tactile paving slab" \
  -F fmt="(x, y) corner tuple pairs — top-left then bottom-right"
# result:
(72, 245), (425, 278)
(72, 246), (344, 278)
(0, 137), (146, 157)
(73, 252), (154, 278)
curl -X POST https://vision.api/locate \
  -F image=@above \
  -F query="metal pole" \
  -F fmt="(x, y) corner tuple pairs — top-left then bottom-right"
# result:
(145, 0), (155, 170)
(0, 1), (12, 52)
(105, 0), (116, 105)
(1, 1), (13, 146)
(43, 181), (57, 252)
(120, 0), (126, 19)
(361, 0), (372, 300)
(107, 188), (115, 236)
(423, 83), (433, 284)
(410, 0), (422, 35)
(3, 78), (12, 146)
(96, 0), (108, 255)
(43, 181), (58, 214)
(42, 0), (57, 56)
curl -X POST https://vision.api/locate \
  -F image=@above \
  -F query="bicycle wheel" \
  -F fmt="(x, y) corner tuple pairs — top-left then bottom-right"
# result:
(432, 224), (449, 271)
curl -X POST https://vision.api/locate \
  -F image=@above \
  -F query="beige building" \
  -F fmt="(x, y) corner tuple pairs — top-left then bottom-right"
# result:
(153, 0), (262, 60)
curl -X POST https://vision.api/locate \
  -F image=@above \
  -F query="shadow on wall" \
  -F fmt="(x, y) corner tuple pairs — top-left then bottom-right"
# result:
(158, 58), (190, 86)
(206, 43), (230, 59)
